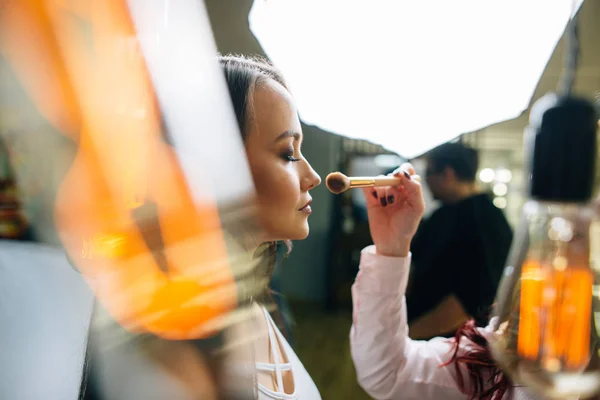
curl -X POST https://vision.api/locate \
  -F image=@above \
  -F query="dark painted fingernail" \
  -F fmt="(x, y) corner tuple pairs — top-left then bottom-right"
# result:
(371, 191), (378, 199)
(403, 170), (411, 179)
(387, 195), (394, 204)
(380, 197), (387, 207)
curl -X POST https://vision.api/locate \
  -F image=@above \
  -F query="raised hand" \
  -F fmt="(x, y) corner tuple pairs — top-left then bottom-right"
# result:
(362, 163), (425, 258)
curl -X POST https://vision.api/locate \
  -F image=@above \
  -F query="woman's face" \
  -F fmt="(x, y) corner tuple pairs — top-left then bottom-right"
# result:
(245, 79), (321, 242)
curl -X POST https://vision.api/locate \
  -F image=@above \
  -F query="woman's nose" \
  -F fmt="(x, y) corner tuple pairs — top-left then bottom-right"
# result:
(301, 160), (321, 191)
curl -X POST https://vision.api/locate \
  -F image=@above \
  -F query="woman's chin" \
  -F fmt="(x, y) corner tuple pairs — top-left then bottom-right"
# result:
(263, 221), (310, 242)
(287, 224), (310, 241)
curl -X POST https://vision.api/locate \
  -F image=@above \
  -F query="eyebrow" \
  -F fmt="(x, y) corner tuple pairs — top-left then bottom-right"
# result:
(275, 130), (301, 142)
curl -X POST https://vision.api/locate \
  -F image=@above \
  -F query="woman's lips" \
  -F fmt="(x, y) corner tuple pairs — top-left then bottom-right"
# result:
(299, 200), (312, 214)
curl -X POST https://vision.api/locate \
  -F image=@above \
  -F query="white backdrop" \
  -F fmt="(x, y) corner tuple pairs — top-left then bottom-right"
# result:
(250, 0), (584, 158)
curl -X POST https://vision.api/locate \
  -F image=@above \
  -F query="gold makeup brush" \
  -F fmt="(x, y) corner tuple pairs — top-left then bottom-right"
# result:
(325, 171), (408, 194)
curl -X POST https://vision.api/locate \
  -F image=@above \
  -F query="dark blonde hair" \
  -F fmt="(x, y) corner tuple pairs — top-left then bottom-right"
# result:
(218, 54), (293, 255)
(219, 54), (288, 141)
(218, 55), (294, 342)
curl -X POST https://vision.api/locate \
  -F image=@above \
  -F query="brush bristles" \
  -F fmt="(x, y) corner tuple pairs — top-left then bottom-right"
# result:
(326, 172), (350, 194)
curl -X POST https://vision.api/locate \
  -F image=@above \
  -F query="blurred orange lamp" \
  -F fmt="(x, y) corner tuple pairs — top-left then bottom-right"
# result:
(0, 0), (238, 340)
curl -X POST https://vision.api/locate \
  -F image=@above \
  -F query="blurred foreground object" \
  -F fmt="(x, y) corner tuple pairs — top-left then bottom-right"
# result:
(1, 0), (237, 341)
(490, 11), (600, 398)
(0, 0), (263, 398)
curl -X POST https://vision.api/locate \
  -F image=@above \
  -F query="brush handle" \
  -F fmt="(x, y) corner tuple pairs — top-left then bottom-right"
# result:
(348, 176), (402, 188)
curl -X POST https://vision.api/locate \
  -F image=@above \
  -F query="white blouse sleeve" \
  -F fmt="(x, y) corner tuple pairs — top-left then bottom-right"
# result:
(349, 245), (470, 400)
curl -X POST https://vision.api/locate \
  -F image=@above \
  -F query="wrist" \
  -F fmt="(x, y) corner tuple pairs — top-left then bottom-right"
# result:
(375, 242), (411, 258)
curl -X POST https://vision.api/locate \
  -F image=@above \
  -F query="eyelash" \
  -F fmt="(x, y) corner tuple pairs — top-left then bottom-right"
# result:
(284, 154), (301, 162)
(282, 148), (301, 162)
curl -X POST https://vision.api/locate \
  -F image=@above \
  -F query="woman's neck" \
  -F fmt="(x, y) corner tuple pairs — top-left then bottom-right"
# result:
(244, 234), (270, 259)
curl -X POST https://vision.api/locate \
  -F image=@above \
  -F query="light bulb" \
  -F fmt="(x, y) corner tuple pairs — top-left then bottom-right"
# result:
(496, 168), (513, 183)
(493, 197), (507, 209)
(479, 168), (495, 183)
(491, 202), (600, 398)
(489, 93), (600, 399)
(493, 183), (508, 197)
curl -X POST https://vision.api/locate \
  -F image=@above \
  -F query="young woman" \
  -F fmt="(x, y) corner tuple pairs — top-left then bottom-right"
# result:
(218, 55), (427, 399)
(349, 183), (547, 399)
(216, 54), (322, 399)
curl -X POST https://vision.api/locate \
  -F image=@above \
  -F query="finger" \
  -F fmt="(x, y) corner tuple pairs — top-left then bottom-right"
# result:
(388, 189), (412, 213)
(402, 177), (426, 213)
(392, 168), (411, 181)
(377, 186), (388, 207)
(389, 170), (420, 193)
(391, 163), (416, 183)
(400, 162), (416, 176)
(403, 174), (422, 195)
(389, 170), (421, 196)
(387, 182), (406, 199)
(363, 186), (389, 207)
(385, 187), (395, 206)
(362, 187), (379, 207)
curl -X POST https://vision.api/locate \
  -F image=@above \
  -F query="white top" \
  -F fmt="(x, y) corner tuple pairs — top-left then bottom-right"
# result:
(350, 245), (545, 400)
(255, 307), (321, 400)
(0, 240), (94, 400)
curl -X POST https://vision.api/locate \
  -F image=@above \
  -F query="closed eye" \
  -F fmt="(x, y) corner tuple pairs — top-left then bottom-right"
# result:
(281, 145), (302, 162)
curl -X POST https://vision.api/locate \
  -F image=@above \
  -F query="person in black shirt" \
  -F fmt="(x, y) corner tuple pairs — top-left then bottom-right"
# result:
(406, 142), (513, 339)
